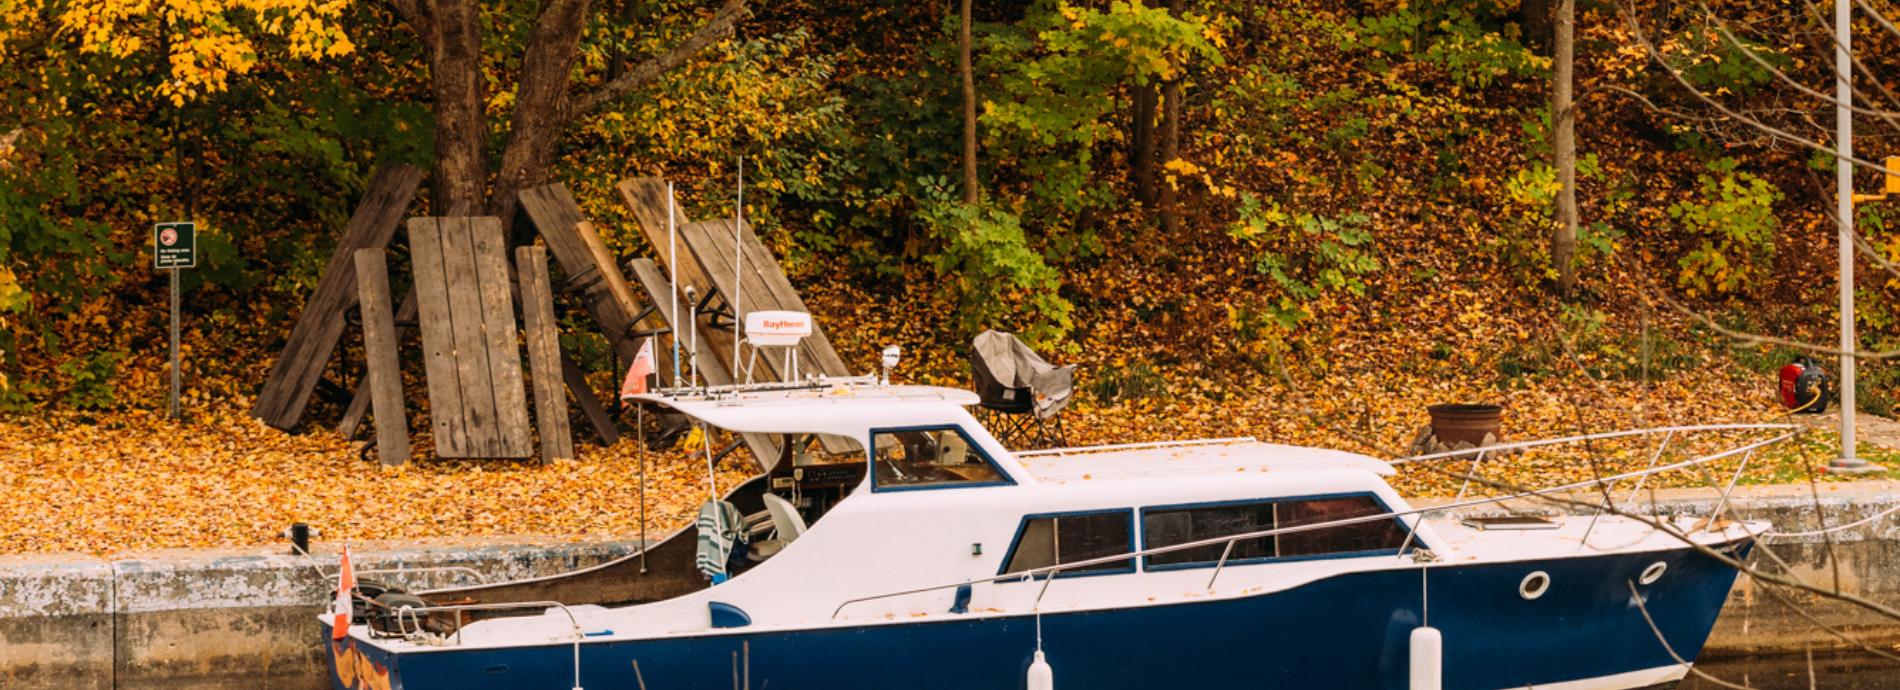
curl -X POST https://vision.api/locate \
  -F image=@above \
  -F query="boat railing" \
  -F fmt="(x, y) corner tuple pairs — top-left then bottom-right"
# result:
(831, 424), (1796, 619)
(1013, 437), (1258, 457)
(383, 601), (586, 687)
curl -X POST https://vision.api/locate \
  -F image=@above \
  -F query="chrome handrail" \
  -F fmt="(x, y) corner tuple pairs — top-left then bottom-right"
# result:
(1389, 423), (1797, 464)
(830, 428), (1794, 619)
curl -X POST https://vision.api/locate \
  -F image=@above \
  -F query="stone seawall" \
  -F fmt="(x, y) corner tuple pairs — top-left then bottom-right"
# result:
(0, 537), (647, 690)
(6, 482), (1900, 688)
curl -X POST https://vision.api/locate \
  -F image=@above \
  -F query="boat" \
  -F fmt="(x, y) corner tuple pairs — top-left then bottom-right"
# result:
(323, 373), (1787, 690)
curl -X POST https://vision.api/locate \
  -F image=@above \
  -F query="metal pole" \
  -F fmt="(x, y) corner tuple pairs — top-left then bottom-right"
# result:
(638, 404), (649, 574)
(169, 267), (181, 421)
(1835, 0), (1872, 472)
(731, 157), (745, 382)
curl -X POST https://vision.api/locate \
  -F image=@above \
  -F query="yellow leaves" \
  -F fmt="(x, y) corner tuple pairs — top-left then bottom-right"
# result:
(48, 0), (353, 104)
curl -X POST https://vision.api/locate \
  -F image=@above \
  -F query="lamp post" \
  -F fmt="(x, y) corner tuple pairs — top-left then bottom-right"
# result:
(1833, 0), (1892, 473)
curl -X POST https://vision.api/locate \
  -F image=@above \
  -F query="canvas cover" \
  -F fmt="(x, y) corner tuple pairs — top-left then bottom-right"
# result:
(970, 330), (1074, 419)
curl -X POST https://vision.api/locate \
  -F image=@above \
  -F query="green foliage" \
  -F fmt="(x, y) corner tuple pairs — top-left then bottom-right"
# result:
(1489, 155), (1624, 288)
(1672, 158), (1782, 297)
(56, 351), (122, 410)
(916, 182), (1074, 347)
(1346, 0), (1547, 87)
(1088, 361), (1169, 403)
(1227, 194), (1380, 337)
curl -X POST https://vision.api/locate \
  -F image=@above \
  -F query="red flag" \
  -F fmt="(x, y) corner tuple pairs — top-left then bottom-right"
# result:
(621, 337), (656, 397)
(331, 547), (355, 640)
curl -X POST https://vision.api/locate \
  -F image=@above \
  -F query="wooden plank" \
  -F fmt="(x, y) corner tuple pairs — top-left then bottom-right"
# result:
(252, 163), (423, 430)
(339, 288), (417, 439)
(517, 246), (573, 465)
(442, 218), (499, 456)
(629, 259), (781, 464)
(560, 351), (619, 446)
(408, 218), (472, 457)
(353, 249), (410, 467)
(468, 217), (532, 458)
(614, 178), (740, 366)
(515, 183), (677, 384)
(692, 218), (854, 381)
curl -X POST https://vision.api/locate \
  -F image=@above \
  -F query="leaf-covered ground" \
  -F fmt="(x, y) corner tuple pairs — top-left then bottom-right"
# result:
(4, 318), (1892, 557)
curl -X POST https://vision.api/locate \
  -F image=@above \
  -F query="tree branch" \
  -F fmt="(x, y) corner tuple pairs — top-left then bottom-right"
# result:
(571, 0), (749, 115)
(386, 0), (433, 40)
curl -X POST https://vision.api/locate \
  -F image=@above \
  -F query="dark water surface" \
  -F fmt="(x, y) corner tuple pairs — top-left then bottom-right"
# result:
(1683, 653), (1900, 689)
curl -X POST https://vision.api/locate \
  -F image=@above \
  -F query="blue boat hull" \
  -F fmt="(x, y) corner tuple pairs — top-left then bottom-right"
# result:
(328, 540), (1746, 690)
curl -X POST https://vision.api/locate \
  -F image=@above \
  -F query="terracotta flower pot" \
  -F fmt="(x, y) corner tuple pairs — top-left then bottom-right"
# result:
(1427, 404), (1504, 447)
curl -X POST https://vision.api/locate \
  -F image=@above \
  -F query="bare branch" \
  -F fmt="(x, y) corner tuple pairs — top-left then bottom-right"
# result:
(572, 0), (749, 115)
(1617, 5), (1900, 173)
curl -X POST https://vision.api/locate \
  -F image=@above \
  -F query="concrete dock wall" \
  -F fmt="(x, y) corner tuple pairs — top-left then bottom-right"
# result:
(6, 482), (1900, 688)
(0, 538), (645, 689)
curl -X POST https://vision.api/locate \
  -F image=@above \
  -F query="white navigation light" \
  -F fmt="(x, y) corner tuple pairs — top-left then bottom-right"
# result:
(881, 345), (902, 385)
(745, 311), (812, 347)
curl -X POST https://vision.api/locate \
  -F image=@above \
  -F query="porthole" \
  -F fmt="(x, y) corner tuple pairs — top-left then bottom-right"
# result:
(1520, 571), (1551, 600)
(1640, 561), (1667, 585)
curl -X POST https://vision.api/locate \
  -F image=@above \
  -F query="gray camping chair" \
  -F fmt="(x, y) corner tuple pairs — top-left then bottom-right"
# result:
(970, 330), (1073, 450)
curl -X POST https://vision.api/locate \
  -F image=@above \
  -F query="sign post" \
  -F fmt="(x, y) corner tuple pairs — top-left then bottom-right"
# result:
(155, 222), (196, 421)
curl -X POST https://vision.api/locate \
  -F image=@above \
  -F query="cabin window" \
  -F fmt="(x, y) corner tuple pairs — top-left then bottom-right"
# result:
(1142, 494), (1408, 569)
(870, 427), (1011, 490)
(1000, 511), (1135, 578)
(1142, 502), (1277, 568)
(1276, 495), (1411, 558)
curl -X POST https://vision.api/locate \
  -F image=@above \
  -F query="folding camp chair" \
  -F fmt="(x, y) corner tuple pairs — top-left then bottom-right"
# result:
(970, 330), (1073, 450)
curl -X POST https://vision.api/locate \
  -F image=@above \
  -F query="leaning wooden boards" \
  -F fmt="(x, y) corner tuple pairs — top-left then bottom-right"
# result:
(409, 217), (533, 459)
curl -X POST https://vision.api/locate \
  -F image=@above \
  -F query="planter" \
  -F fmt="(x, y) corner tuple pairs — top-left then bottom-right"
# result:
(1427, 403), (1504, 447)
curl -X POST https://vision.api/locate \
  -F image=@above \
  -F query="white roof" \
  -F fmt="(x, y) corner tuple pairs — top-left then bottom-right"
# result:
(624, 383), (980, 438)
(1018, 440), (1395, 482)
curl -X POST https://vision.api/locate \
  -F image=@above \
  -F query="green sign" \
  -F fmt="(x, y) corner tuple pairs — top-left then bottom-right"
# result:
(154, 222), (196, 269)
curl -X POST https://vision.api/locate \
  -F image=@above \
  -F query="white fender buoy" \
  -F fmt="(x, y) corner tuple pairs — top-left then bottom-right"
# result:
(1410, 626), (1442, 690)
(1027, 650), (1054, 690)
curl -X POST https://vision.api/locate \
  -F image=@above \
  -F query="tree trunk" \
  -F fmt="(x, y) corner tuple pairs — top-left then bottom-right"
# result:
(1521, 0), (1554, 57)
(1132, 84), (1157, 206)
(492, 0), (594, 234)
(1158, 0), (1185, 234)
(1552, 0), (1577, 297)
(427, 0), (489, 216)
(960, 0), (979, 205)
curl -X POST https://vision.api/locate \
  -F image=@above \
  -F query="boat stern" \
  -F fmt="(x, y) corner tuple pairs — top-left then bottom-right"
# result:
(323, 621), (402, 690)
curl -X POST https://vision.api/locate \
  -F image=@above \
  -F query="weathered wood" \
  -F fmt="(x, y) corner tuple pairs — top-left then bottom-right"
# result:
(339, 288), (417, 439)
(517, 246), (574, 465)
(561, 351), (618, 446)
(680, 218), (852, 382)
(615, 178), (739, 367)
(408, 218), (471, 455)
(469, 218), (533, 457)
(410, 217), (533, 459)
(515, 183), (677, 384)
(353, 249), (411, 467)
(628, 258), (781, 462)
(252, 163), (424, 430)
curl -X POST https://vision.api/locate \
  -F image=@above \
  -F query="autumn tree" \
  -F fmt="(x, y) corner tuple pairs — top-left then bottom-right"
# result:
(1552, 0), (1577, 296)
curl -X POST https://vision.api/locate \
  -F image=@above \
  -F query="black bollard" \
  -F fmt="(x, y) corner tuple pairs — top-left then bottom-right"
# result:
(286, 522), (311, 556)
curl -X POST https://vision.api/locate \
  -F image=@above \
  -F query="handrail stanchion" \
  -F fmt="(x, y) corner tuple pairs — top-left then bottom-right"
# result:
(1621, 431), (1676, 508)
(1709, 448), (1756, 527)
(1207, 540), (1237, 591)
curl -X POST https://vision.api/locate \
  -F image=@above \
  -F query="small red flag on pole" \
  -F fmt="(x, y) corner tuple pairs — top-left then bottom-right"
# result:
(331, 546), (355, 640)
(621, 337), (656, 398)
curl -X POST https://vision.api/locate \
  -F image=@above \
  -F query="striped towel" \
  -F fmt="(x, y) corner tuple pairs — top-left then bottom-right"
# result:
(695, 500), (746, 580)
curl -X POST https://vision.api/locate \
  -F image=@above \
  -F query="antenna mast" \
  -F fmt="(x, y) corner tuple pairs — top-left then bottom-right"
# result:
(668, 181), (680, 389)
(731, 157), (746, 381)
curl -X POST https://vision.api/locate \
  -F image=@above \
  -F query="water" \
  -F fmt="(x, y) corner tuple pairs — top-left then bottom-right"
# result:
(1684, 652), (1900, 689)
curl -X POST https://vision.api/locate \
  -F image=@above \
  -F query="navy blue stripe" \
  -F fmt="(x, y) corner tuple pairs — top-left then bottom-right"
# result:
(333, 540), (1748, 690)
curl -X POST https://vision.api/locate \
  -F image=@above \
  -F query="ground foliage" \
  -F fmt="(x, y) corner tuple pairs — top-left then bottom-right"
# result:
(2, 0), (1900, 553)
